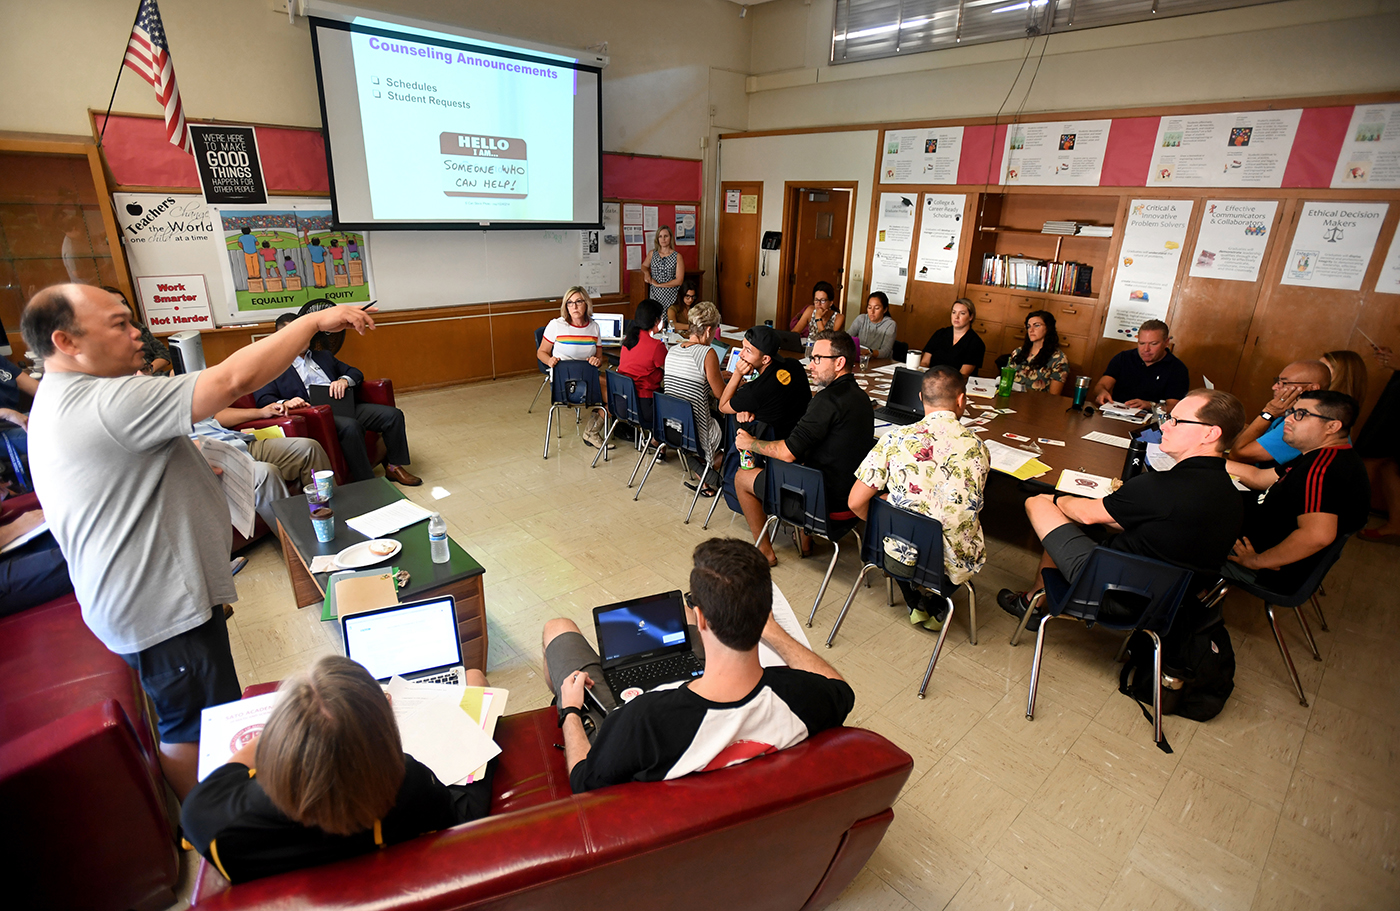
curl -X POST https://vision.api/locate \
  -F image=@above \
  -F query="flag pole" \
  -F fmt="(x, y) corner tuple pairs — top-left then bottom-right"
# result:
(98, 0), (146, 147)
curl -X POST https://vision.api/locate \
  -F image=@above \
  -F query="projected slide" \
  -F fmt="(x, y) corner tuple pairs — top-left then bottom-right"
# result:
(350, 31), (575, 221)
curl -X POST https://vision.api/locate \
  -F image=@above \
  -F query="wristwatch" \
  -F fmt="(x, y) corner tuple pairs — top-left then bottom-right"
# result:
(1260, 409), (1276, 422)
(557, 705), (584, 728)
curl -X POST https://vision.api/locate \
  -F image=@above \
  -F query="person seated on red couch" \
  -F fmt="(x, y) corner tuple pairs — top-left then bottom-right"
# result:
(542, 537), (854, 793)
(181, 655), (496, 884)
(0, 506), (71, 617)
(255, 309), (421, 486)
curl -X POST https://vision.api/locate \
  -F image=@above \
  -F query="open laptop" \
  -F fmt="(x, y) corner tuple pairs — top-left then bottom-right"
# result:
(595, 313), (625, 344)
(873, 366), (925, 426)
(590, 589), (703, 712)
(341, 596), (466, 685)
(308, 383), (357, 420)
(773, 329), (803, 353)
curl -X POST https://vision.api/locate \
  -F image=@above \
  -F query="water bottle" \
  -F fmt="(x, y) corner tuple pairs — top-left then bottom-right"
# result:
(997, 364), (1016, 397)
(1072, 375), (1090, 407)
(429, 512), (449, 564)
(1122, 437), (1148, 482)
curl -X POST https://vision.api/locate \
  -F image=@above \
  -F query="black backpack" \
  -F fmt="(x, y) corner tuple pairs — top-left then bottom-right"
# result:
(1119, 613), (1235, 752)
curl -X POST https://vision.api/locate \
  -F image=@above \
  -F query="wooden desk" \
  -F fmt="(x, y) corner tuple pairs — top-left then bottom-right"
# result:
(273, 479), (489, 670)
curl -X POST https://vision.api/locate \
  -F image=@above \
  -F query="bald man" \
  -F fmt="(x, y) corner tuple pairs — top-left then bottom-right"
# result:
(1232, 360), (1332, 465)
(21, 283), (375, 798)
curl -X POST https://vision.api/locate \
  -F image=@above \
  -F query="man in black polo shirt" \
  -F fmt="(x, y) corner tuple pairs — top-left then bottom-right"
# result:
(999, 389), (1246, 629)
(1224, 390), (1369, 592)
(734, 330), (874, 566)
(719, 325), (811, 439)
(1091, 319), (1190, 410)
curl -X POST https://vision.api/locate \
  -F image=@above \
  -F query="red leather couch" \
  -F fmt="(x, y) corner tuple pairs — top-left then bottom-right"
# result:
(0, 493), (178, 911)
(233, 378), (395, 487)
(190, 704), (912, 911)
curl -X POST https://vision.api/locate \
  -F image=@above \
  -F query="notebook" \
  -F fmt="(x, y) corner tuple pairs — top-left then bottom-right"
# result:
(590, 589), (703, 712)
(872, 366), (924, 426)
(308, 383), (357, 419)
(595, 313), (625, 343)
(342, 596), (465, 686)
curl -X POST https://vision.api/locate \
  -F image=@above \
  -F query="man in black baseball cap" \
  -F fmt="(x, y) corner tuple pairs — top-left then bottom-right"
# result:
(720, 325), (811, 439)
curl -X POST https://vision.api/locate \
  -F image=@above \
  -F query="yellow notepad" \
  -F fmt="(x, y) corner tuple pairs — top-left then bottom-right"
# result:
(247, 425), (286, 441)
(1010, 458), (1051, 480)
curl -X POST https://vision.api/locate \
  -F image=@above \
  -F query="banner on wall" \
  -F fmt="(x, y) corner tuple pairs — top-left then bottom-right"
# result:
(880, 127), (964, 185)
(1001, 119), (1111, 187)
(674, 205), (697, 245)
(1188, 200), (1279, 283)
(113, 192), (226, 329)
(1148, 110), (1301, 188)
(189, 125), (268, 205)
(1279, 202), (1388, 292)
(1332, 103), (1400, 188)
(1103, 199), (1194, 340)
(210, 199), (375, 318)
(913, 194), (965, 284)
(871, 193), (917, 306)
(1376, 228), (1400, 295)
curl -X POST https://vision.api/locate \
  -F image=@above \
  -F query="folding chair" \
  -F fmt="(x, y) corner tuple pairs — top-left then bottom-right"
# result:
(757, 460), (862, 629)
(1020, 547), (1193, 750)
(827, 498), (973, 696)
(1216, 532), (1352, 707)
(527, 327), (550, 414)
(592, 369), (646, 469)
(542, 360), (606, 460)
(632, 392), (717, 524)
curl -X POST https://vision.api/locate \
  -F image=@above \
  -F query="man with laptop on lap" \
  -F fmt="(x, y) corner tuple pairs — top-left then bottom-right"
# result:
(541, 538), (854, 793)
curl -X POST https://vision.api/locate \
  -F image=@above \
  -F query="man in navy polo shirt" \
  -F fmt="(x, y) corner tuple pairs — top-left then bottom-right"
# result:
(1091, 319), (1191, 410)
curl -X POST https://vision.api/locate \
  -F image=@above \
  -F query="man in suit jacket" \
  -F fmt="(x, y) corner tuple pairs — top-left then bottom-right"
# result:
(255, 314), (420, 485)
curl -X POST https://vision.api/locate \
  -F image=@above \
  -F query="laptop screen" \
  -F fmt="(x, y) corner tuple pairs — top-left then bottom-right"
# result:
(594, 590), (689, 663)
(887, 366), (924, 411)
(343, 597), (461, 681)
(595, 313), (624, 339)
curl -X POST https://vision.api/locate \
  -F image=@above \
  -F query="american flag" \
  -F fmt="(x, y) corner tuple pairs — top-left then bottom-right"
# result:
(122, 0), (193, 154)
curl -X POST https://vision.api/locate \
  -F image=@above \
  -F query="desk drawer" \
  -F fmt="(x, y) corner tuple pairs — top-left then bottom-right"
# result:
(966, 289), (1008, 323)
(1009, 294), (1041, 314)
(1049, 301), (1095, 337)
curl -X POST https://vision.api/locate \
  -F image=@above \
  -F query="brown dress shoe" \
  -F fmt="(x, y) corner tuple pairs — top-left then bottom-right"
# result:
(385, 464), (422, 486)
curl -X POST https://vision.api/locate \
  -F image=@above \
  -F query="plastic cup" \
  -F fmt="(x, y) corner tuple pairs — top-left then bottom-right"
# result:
(310, 506), (335, 543)
(313, 469), (334, 501)
(905, 351), (921, 369)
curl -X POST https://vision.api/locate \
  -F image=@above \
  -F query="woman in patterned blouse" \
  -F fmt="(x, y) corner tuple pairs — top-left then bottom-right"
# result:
(1007, 310), (1068, 395)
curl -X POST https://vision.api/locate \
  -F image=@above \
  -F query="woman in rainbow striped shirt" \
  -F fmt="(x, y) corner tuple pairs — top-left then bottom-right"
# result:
(538, 286), (611, 449)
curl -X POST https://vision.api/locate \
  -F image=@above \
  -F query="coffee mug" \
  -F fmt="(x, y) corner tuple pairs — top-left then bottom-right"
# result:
(905, 351), (922, 369)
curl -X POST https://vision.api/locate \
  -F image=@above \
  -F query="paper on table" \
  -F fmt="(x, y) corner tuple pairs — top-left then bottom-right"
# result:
(197, 437), (257, 537)
(1146, 442), (1178, 471)
(760, 582), (812, 668)
(1056, 470), (1116, 499)
(346, 499), (434, 538)
(387, 677), (500, 785)
(984, 439), (1037, 475)
(1083, 431), (1133, 449)
(197, 691), (281, 781)
(873, 363), (900, 375)
(1010, 459), (1052, 480)
(966, 377), (997, 398)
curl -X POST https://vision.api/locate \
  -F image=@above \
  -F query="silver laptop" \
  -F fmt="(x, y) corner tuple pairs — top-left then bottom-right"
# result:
(341, 596), (465, 685)
(595, 313), (625, 343)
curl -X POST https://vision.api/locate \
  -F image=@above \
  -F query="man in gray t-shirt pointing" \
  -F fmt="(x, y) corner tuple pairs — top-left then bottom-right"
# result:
(22, 284), (376, 798)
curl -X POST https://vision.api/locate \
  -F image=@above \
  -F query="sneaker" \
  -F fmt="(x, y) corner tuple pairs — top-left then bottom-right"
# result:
(997, 588), (1044, 631)
(917, 595), (948, 632)
(582, 428), (615, 450)
(909, 606), (933, 627)
(230, 556), (248, 577)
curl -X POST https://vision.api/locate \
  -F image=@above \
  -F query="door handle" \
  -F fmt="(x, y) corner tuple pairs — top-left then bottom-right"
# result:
(746, 273), (752, 287)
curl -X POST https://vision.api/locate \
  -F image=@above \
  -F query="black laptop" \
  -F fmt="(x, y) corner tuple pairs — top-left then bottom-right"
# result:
(773, 329), (803, 353)
(590, 589), (703, 712)
(308, 383), (357, 419)
(873, 366), (925, 425)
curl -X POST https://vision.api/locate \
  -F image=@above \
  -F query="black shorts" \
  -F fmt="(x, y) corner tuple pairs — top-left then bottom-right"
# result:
(1042, 524), (1099, 586)
(119, 607), (242, 743)
(750, 468), (768, 508)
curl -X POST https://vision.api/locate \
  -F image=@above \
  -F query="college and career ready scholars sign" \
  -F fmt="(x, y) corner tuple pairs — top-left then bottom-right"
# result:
(189, 125), (267, 205)
(1103, 200), (1194, 341)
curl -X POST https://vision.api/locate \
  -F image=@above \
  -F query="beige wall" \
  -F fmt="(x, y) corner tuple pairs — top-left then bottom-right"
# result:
(746, 0), (1400, 130)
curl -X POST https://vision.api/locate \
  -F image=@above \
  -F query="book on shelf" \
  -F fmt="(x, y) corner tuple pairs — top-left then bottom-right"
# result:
(1039, 221), (1114, 237)
(981, 253), (1094, 296)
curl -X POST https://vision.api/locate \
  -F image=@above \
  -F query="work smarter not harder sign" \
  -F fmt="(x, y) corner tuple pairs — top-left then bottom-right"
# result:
(190, 125), (267, 205)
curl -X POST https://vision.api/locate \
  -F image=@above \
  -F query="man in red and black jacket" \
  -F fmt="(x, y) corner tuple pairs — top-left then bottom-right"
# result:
(1225, 390), (1370, 591)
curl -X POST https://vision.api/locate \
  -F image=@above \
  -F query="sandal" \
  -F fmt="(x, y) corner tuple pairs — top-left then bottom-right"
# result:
(684, 479), (718, 497)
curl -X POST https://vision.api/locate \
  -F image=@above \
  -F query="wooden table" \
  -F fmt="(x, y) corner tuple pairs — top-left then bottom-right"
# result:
(273, 479), (489, 670)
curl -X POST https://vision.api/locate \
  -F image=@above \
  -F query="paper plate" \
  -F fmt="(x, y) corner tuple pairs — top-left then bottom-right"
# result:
(333, 539), (402, 569)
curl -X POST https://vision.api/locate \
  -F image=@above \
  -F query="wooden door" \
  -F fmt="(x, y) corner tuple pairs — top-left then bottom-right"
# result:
(717, 181), (761, 328)
(784, 189), (850, 330)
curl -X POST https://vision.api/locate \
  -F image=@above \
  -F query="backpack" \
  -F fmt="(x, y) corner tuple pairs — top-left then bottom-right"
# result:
(1119, 613), (1235, 752)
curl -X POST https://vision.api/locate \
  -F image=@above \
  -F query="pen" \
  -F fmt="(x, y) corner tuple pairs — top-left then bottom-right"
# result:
(360, 300), (377, 310)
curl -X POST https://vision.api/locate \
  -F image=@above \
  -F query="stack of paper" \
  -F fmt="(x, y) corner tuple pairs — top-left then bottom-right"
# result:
(985, 440), (1051, 479)
(346, 500), (434, 538)
(1100, 402), (1151, 423)
(386, 677), (501, 785)
(197, 691), (282, 781)
(458, 686), (509, 783)
(759, 583), (812, 669)
(966, 377), (998, 398)
(1056, 470), (1116, 499)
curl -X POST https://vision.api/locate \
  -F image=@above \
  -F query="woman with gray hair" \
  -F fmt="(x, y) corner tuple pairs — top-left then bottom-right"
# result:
(663, 300), (725, 494)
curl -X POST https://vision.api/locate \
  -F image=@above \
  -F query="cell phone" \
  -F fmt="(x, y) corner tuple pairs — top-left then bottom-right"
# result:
(584, 684), (618, 716)
(360, 300), (377, 310)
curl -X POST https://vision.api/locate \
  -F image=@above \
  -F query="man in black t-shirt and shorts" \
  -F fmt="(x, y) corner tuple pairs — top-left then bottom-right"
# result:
(999, 389), (1247, 629)
(541, 537), (854, 793)
(1223, 390), (1370, 591)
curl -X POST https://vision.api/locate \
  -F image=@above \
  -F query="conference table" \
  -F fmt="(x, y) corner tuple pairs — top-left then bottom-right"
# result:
(272, 478), (488, 670)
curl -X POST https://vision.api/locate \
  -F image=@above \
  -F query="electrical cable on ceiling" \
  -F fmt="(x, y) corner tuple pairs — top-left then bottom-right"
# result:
(978, 33), (1041, 227)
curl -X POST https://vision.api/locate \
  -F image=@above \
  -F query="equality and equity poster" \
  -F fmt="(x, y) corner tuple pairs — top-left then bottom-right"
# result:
(1188, 200), (1279, 283)
(211, 199), (375, 314)
(1332, 103), (1400, 188)
(1148, 110), (1301, 188)
(880, 127), (965, 185)
(1103, 199), (1194, 340)
(871, 193), (917, 306)
(913, 194), (966, 284)
(1280, 202), (1388, 292)
(1001, 119), (1111, 187)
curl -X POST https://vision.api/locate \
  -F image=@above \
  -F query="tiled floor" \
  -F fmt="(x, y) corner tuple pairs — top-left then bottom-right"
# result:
(182, 376), (1400, 910)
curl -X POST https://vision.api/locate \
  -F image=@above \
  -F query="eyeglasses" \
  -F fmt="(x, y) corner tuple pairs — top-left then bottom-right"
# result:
(1162, 414), (1211, 428)
(1285, 407), (1332, 422)
(813, 297), (831, 305)
(1271, 376), (1311, 385)
(684, 591), (698, 611)
(808, 353), (841, 363)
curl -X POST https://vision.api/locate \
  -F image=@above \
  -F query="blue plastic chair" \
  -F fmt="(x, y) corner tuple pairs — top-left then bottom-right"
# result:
(827, 498), (973, 697)
(527, 327), (550, 413)
(632, 392), (716, 524)
(591, 369), (646, 471)
(757, 460), (862, 629)
(1220, 532), (1352, 707)
(542, 359), (606, 460)
(1017, 547), (1193, 750)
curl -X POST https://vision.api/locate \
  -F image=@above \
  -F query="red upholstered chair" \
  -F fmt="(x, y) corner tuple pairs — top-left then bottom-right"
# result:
(233, 379), (395, 485)
(0, 594), (178, 911)
(189, 700), (912, 911)
(356, 378), (397, 469)
(223, 410), (320, 551)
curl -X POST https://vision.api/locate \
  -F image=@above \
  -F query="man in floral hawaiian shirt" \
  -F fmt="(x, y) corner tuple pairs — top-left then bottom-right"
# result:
(848, 366), (990, 630)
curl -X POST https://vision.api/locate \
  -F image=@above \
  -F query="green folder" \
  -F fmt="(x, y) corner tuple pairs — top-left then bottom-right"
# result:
(321, 566), (401, 622)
